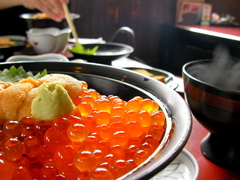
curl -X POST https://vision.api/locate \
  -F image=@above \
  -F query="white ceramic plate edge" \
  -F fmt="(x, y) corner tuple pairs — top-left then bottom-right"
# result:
(123, 67), (179, 90)
(150, 149), (199, 180)
(6, 53), (69, 62)
(0, 35), (27, 41)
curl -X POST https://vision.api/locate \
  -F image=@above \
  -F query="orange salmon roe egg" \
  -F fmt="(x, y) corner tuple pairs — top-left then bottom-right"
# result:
(53, 145), (76, 166)
(12, 165), (32, 180)
(59, 163), (80, 179)
(150, 101), (160, 114)
(0, 80), (167, 180)
(74, 151), (97, 172)
(126, 121), (143, 138)
(148, 123), (165, 141)
(87, 89), (100, 100)
(3, 120), (22, 137)
(111, 98), (126, 109)
(67, 123), (88, 142)
(34, 120), (52, 143)
(111, 145), (126, 160)
(23, 135), (41, 158)
(110, 121), (125, 133)
(141, 99), (154, 112)
(67, 114), (83, 124)
(81, 95), (95, 108)
(93, 149), (104, 165)
(83, 115), (97, 133)
(125, 110), (138, 124)
(82, 135), (99, 151)
(21, 117), (36, 137)
(110, 107), (125, 117)
(94, 98), (112, 113)
(133, 149), (149, 166)
(143, 135), (160, 150)
(151, 111), (166, 126)
(52, 116), (71, 131)
(138, 110), (152, 128)
(110, 131), (129, 146)
(78, 102), (93, 116)
(108, 95), (121, 103)
(104, 153), (116, 167)
(127, 145), (139, 159)
(94, 111), (111, 125)
(125, 98), (141, 112)
(0, 158), (15, 180)
(96, 124), (112, 140)
(44, 127), (69, 148)
(90, 167), (113, 180)
(97, 140), (111, 155)
(4, 137), (25, 161)
(113, 159), (133, 179)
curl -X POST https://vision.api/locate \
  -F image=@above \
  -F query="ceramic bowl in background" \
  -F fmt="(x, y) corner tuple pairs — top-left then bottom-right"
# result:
(20, 13), (80, 29)
(27, 27), (71, 54)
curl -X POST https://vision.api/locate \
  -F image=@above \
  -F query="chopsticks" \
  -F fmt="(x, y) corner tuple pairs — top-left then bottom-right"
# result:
(62, 4), (80, 46)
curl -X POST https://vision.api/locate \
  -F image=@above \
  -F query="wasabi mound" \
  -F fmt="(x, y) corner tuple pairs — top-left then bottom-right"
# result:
(32, 82), (75, 121)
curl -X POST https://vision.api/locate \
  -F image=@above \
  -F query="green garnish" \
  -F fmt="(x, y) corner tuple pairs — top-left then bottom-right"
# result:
(69, 45), (99, 55)
(0, 66), (47, 83)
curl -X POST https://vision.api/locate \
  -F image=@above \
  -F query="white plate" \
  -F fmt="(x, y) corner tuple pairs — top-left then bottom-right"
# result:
(150, 149), (199, 180)
(68, 37), (105, 44)
(6, 53), (69, 62)
(0, 35), (26, 41)
(124, 67), (179, 90)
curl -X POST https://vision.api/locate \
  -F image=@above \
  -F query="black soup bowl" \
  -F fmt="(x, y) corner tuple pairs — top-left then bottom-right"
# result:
(183, 59), (240, 172)
(1, 61), (191, 179)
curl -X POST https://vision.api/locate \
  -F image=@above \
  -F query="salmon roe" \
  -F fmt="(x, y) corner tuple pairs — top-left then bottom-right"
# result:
(0, 80), (166, 180)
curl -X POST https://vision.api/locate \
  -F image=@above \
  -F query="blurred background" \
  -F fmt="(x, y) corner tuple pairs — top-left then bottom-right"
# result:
(69, 0), (240, 74)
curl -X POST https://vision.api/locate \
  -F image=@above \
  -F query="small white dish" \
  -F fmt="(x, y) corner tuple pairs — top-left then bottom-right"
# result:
(150, 149), (199, 180)
(6, 53), (69, 62)
(26, 27), (71, 54)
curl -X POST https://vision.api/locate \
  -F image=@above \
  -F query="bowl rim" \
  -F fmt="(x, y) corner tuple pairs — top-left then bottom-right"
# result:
(19, 12), (80, 20)
(6, 53), (69, 62)
(182, 59), (240, 96)
(26, 27), (71, 36)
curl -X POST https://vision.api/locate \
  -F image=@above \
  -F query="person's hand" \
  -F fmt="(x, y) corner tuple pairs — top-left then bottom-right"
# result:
(21, 0), (69, 22)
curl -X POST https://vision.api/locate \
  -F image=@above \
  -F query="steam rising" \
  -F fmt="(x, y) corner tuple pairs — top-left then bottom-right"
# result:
(188, 45), (240, 91)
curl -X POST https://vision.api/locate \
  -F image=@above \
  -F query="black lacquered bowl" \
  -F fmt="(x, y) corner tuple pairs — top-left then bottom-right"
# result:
(1, 61), (191, 179)
(183, 59), (240, 172)
(68, 42), (134, 65)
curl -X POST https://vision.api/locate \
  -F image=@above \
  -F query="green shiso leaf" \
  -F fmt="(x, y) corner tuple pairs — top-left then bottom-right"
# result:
(0, 66), (47, 83)
(69, 44), (99, 55)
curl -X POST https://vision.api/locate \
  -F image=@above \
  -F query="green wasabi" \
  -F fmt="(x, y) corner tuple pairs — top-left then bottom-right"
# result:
(32, 82), (75, 121)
